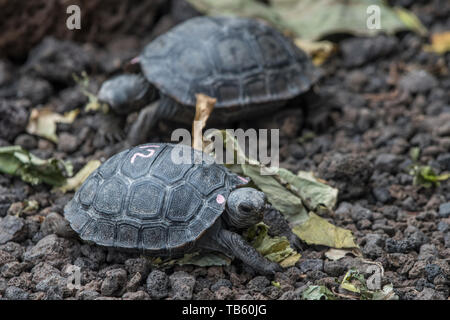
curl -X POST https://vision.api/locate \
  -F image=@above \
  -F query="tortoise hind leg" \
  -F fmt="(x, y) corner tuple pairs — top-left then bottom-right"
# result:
(214, 229), (282, 276)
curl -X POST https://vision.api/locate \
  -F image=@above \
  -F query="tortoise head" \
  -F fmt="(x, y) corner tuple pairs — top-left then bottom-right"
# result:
(97, 74), (157, 114)
(224, 188), (266, 229)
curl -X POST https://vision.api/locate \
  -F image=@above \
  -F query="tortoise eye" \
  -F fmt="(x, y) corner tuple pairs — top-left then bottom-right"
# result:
(239, 204), (252, 213)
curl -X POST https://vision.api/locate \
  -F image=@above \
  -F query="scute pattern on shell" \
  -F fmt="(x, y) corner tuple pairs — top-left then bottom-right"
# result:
(140, 16), (318, 108)
(64, 143), (248, 253)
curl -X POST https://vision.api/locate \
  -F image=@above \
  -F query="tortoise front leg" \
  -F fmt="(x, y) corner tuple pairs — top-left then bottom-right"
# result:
(93, 113), (125, 147)
(127, 97), (181, 146)
(263, 206), (305, 251)
(216, 229), (282, 276)
(127, 101), (161, 146)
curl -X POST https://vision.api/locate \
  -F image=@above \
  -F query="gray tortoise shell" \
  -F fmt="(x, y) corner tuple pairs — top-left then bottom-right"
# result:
(140, 16), (319, 108)
(64, 143), (248, 254)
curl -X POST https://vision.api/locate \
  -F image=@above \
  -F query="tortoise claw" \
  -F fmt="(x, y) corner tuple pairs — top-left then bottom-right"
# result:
(92, 114), (125, 148)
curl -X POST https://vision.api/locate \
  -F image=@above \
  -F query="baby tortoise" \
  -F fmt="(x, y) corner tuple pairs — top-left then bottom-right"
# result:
(64, 143), (300, 275)
(98, 16), (319, 145)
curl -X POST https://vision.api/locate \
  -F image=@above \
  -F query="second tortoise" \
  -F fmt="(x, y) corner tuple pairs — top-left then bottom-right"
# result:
(98, 16), (320, 144)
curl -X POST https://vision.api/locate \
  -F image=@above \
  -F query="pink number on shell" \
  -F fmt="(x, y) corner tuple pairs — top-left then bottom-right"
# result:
(130, 145), (160, 164)
(216, 194), (225, 204)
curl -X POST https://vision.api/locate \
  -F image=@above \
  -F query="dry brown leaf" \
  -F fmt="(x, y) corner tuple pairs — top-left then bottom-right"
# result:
(325, 248), (362, 261)
(26, 108), (79, 143)
(294, 39), (336, 66)
(57, 160), (101, 193)
(424, 31), (450, 54)
(192, 93), (216, 151)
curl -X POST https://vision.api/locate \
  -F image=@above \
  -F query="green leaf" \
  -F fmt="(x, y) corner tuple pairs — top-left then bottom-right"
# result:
(219, 130), (337, 225)
(73, 71), (109, 113)
(339, 268), (399, 300)
(149, 222), (303, 268)
(372, 284), (399, 300)
(150, 252), (232, 267)
(297, 131), (316, 144)
(272, 0), (426, 40)
(272, 281), (281, 288)
(394, 7), (427, 36)
(187, 0), (426, 41)
(58, 160), (101, 193)
(186, 0), (291, 31)
(218, 130), (310, 224)
(0, 146), (72, 186)
(244, 223), (301, 267)
(302, 285), (337, 300)
(409, 147), (420, 162)
(215, 130), (357, 250)
(340, 269), (364, 294)
(22, 200), (39, 215)
(293, 170), (338, 211)
(240, 164), (310, 225)
(339, 268), (377, 300)
(409, 164), (450, 188)
(292, 212), (357, 249)
(175, 252), (232, 267)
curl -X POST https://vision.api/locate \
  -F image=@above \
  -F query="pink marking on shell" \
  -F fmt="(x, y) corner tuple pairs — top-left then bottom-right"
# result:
(130, 145), (160, 164)
(130, 56), (140, 64)
(238, 176), (249, 184)
(216, 194), (225, 204)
